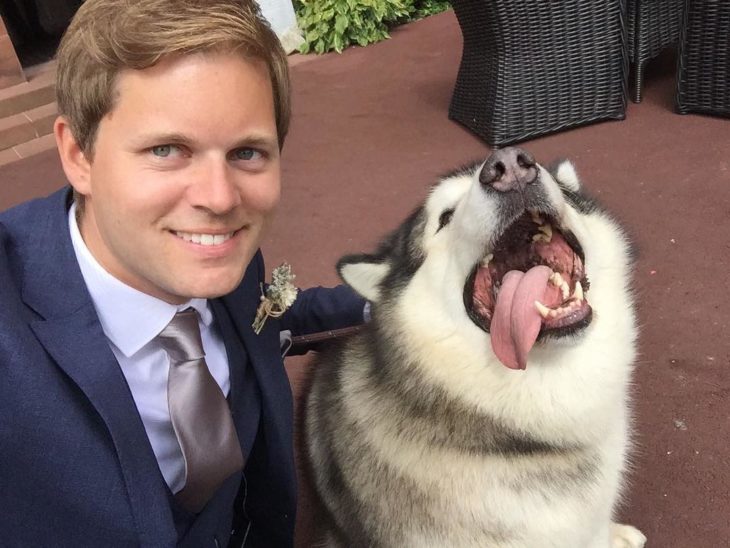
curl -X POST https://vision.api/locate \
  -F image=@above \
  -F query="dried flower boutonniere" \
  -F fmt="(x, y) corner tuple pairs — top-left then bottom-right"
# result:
(252, 263), (298, 334)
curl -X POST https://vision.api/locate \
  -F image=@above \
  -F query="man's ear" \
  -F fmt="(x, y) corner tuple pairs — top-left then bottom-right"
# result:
(54, 116), (92, 195)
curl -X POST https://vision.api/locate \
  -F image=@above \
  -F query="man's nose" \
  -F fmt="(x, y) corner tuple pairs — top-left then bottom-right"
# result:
(188, 161), (241, 214)
(479, 147), (538, 192)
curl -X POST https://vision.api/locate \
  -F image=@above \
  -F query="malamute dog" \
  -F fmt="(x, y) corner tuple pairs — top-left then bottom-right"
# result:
(305, 148), (646, 548)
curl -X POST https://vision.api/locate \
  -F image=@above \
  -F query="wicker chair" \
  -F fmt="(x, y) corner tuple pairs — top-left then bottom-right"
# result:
(626, 0), (684, 103)
(448, 0), (627, 147)
(676, 0), (730, 117)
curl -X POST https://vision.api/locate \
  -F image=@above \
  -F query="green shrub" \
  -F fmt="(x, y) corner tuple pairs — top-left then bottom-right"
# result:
(410, 0), (450, 19)
(294, 0), (450, 54)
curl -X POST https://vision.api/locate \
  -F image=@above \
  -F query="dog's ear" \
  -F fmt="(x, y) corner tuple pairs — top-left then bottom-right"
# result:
(551, 159), (581, 191)
(337, 255), (389, 303)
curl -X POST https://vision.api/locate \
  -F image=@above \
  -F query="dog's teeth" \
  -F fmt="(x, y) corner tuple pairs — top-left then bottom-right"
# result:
(532, 223), (553, 243)
(573, 281), (584, 302)
(480, 253), (494, 267)
(549, 273), (570, 299)
(530, 211), (543, 225)
(534, 300), (551, 318)
(538, 224), (553, 241)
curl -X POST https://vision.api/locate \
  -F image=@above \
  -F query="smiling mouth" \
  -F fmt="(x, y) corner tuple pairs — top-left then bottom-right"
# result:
(174, 230), (238, 246)
(464, 210), (592, 369)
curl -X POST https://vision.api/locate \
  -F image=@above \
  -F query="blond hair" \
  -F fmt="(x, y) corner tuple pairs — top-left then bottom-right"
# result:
(56, 0), (290, 156)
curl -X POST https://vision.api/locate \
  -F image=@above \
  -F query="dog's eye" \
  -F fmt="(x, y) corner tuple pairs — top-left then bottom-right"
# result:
(437, 209), (454, 232)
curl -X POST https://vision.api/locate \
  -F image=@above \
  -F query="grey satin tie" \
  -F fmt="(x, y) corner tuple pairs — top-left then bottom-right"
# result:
(158, 308), (244, 513)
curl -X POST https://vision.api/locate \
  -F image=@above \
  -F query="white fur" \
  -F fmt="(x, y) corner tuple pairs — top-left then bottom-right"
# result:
(339, 261), (389, 302)
(312, 159), (645, 548)
(555, 160), (582, 191)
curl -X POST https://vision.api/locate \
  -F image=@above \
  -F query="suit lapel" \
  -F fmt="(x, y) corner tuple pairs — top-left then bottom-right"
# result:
(219, 256), (298, 540)
(210, 298), (255, 449)
(30, 307), (176, 546)
(22, 189), (176, 546)
(220, 257), (296, 481)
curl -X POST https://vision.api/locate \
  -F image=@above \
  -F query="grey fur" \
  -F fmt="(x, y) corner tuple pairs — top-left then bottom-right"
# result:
(305, 156), (646, 548)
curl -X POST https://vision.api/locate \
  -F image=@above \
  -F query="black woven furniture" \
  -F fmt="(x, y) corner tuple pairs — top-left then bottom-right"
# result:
(448, 0), (627, 147)
(626, 0), (684, 103)
(676, 0), (730, 117)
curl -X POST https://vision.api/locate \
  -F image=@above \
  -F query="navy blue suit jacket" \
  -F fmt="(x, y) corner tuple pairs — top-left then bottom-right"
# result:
(0, 188), (364, 547)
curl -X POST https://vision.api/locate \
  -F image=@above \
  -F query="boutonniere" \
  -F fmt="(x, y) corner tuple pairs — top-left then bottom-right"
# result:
(252, 263), (299, 334)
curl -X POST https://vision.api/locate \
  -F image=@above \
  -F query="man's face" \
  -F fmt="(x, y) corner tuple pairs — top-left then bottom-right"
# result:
(75, 52), (281, 304)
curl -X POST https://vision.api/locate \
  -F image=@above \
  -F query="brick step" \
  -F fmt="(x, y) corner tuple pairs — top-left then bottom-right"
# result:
(0, 63), (56, 119)
(0, 133), (57, 168)
(0, 61), (58, 167)
(0, 101), (57, 151)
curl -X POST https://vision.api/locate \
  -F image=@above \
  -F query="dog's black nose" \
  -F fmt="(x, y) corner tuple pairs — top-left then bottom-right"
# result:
(479, 147), (538, 192)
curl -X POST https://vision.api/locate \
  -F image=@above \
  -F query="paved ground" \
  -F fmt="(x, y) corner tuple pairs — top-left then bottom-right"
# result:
(2, 11), (728, 547)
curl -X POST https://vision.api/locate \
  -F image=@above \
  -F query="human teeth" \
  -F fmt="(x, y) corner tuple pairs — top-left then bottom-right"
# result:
(175, 231), (234, 246)
(534, 300), (551, 318)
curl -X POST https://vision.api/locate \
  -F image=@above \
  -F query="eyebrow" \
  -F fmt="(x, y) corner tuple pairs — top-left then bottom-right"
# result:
(131, 132), (278, 150)
(234, 135), (279, 150)
(130, 132), (195, 149)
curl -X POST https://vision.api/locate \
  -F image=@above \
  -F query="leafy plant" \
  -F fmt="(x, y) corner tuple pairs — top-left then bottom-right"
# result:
(409, 0), (450, 19)
(294, 0), (450, 54)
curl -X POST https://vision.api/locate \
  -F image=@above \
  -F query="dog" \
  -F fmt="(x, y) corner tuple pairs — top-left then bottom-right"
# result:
(304, 148), (646, 548)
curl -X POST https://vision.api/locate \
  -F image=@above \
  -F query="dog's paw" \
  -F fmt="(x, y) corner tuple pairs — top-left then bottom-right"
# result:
(610, 523), (647, 548)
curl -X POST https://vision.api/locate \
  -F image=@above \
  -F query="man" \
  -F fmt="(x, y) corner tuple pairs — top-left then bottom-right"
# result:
(0, 1), (364, 546)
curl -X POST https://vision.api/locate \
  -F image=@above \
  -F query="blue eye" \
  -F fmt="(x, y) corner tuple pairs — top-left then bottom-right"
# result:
(149, 144), (187, 160)
(152, 145), (173, 157)
(233, 148), (261, 161)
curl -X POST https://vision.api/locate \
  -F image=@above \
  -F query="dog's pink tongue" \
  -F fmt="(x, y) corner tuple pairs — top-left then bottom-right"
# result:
(491, 266), (552, 370)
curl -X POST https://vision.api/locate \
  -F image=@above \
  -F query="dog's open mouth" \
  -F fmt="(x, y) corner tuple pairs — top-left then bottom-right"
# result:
(464, 211), (592, 369)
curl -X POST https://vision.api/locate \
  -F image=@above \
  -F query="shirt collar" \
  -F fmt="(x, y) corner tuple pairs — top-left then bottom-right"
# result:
(68, 202), (213, 358)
